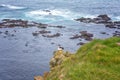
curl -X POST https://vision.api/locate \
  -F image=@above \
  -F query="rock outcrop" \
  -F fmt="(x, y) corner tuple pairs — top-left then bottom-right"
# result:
(70, 31), (93, 41)
(75, 14), (120, 29)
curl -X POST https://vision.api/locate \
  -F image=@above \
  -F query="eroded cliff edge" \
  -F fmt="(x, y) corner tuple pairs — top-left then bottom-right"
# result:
(34, 37), (120, 80)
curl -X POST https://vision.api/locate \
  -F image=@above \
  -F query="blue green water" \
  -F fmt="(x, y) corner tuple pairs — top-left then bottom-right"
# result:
(0, 0), (120, 80)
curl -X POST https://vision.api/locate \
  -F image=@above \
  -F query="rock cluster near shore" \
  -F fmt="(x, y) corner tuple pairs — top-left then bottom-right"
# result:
(70, 31), (93, 41)
(75, 14), (120, 29)
(0, 19), (47, 28)
(75, 14), (120, 37)
(0, 19), (65, 29)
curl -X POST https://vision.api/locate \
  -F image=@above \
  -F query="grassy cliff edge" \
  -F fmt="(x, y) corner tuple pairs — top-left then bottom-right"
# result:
(35, 37), (120, 80)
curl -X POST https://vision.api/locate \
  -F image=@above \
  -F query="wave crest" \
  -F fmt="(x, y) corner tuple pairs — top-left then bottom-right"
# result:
(25, 9), (97, 23)
(0, 4), (26, 10)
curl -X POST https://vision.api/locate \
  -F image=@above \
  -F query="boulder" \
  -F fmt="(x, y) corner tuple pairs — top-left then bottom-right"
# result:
(70, 34), (81, 39)
(77, 42), (85, 45)
(97, 14), (111, 21)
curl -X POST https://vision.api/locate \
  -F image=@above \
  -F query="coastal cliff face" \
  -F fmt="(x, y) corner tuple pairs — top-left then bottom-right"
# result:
(35, 37), (120, 80)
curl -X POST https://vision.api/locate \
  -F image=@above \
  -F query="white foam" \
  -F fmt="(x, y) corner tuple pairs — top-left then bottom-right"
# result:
(25, 9), (97, 23)
(25, 9), (80, 20)
(1, 4), (26, 10)
(115, 16), (120, 20)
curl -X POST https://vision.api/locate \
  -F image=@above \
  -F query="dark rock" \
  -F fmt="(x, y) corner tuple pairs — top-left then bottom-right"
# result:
(97, 14), (111, 21)
(113, 31), (120, 37)
(49, 25), (65, 28)
(32, 32), (39, 36)
(42, 33), (61, 38)
(100, 32), (106, 34)
(77, 42), (85, 45)
(75, 14), (119, 29)
(51, 42), (55, 44)
(0, 31), (2, 34)
(32, 30), (51, 36)
(39, 30), (51, 34)
(37, 23), (48, 28)
(80, 31), (93, 37)
(80, 31), (93, 41)
(70, 34), (81, 39)
(11, 34), (15, 37)
(75, 17), (92, 23)
(4, 31), (9, 35)
(84, 37), (93, 41)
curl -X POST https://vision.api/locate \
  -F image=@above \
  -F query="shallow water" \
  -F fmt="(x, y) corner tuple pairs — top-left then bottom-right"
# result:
(0, 0), (120, 80)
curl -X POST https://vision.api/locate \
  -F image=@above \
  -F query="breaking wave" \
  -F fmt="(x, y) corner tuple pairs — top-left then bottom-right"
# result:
(25, 9), (96, 23)
(0, 4), (26, 10)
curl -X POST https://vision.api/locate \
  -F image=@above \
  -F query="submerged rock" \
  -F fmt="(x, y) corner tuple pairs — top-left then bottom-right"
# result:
(32, 30), (51, 36)
(49, 25), (65, 28)
(70, 31), (93, 41)
(100, 32), (106, 34)
(70, 34), (81, 39)
(77, 42), (85, 45)
(113, 31), (120, 37)
(42, 33), (61, 38)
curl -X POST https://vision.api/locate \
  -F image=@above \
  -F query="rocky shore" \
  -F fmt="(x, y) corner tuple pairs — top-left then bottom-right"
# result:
(0, 15), (120, 46)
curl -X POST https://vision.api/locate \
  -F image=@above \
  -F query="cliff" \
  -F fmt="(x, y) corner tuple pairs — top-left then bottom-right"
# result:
(34, 37), (120, 80)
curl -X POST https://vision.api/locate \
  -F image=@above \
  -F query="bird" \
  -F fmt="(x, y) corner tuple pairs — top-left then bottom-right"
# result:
(57, 45), (64, 50)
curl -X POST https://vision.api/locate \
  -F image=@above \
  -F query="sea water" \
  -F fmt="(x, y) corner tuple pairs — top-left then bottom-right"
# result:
(0, 0), (120, 80)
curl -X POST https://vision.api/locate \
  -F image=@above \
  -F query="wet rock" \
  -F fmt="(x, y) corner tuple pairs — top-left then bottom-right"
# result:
(32, 32), (39, 36)
(42, 33), (61, 38)
(75, 17), (92, 23)
(77, 42), (85, 45)
(0, 31), (2, 34)
(36, 23), (48, 28)
(80, 31), (93, 37)
(39, 30), (51, 34)
(49, 25), (65, 28)
(80, 31), (93, 41)
(70, 34), (81, 39)
(97, 14), (111, 21)
(104, 22), (116, 28)
(113, 31), (120, 37)
(100, 32), (106, 34)
(4, 31), (9, 35)
(70, 31), (93, 41)
(114, 21), (120, 29)
(11, 34), (15, 37)
(0, 19), (49, 28)
(51, 42), (55, 44)
(75, 14), (120, 29)
(43, 9), (51, 12)
(32, 30), (51, 36)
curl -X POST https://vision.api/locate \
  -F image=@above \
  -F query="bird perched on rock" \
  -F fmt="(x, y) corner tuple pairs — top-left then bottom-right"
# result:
(57, 45), (64, 50)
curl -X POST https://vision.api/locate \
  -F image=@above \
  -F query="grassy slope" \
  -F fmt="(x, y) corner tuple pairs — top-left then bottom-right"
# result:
(47, 37), (120, 80)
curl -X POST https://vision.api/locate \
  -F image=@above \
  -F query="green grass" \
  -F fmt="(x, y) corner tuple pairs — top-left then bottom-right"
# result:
(46, 37), (120, 80)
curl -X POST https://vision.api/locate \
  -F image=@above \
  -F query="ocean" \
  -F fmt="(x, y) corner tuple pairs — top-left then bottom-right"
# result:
(0, 0), (120, 80)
